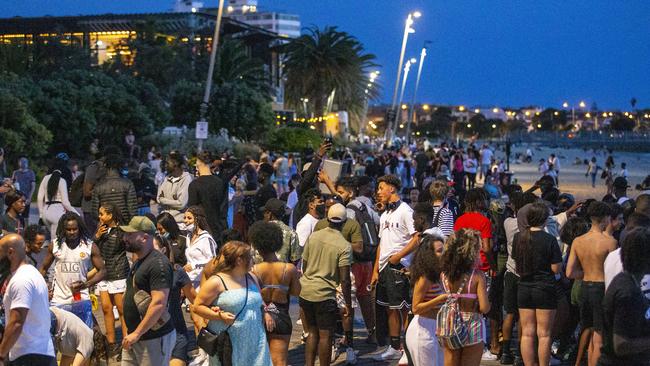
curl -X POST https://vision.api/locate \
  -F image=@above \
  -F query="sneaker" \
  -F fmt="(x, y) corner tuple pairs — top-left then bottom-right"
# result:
(513, 355), (525, 366)
(482, 349), (499, 361)
(372, 346), (402, 361)
(331, 343), (342, 361)
(188, 349), (208, 366)
(500, 353), (514, 365)
(345, 348), (358, 365)
(398, 352), (409, 366)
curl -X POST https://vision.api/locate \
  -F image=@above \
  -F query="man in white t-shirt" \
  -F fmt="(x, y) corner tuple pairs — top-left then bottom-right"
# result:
(295, 189), (324, 248)
(479, 144), (494, 181)
(371, 175), (416, 362)
(0, 234), (56, 365)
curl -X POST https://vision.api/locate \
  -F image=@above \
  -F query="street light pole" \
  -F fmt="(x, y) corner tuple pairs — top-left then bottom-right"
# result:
(394, 59), (415, 139)
(405, 43), (428, 144)
(384, 11), (420, 145)
(198, 0), (225, 152)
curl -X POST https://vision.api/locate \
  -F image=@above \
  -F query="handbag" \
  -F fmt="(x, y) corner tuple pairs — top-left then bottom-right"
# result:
(197, 274), (249, 364)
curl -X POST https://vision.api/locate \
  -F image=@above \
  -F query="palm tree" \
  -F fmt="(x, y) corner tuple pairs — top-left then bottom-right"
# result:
(282, 26), (379, 124)
(212, 38), (271, 97)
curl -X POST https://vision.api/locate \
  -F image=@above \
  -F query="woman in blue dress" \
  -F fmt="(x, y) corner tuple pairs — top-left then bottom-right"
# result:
(194, 241), (272, 366)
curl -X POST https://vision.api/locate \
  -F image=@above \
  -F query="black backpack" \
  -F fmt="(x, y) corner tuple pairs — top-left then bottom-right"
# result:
(347, 202), (379, 262)
(68, 172), (85, 207)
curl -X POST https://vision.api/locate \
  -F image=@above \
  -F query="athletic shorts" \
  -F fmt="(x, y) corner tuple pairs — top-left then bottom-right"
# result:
(376, 263), (411, 310)
(97, 279), (127, 294)
(171, 330), (189, 362)
(517, 282), (557, 310)
(503, 271), (520, 314)
(487, 269), (504, 320)
(299, 298), (338, 331)
(580, 281), (605, 331)
(351, 261), (373, 297)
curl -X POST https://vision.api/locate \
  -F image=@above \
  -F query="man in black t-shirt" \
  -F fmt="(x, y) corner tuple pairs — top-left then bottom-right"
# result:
(600, 228), (650, 366)
(120, 217), (176, 366)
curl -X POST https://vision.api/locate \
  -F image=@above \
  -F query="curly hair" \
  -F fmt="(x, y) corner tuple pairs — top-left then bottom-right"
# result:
(248, 221), (283, 255)
(621, 227), (650, 276)
(559, 217), (589, 246)
(410, 236), (443, 286)
(187, 205), (212, 236)
(378, 174), (402, 191)
(440, 228), (482, 282)
(463, 188), (488, 213)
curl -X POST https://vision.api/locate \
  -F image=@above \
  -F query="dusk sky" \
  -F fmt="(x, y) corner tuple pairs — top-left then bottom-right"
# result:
(2, 0), (649, 110)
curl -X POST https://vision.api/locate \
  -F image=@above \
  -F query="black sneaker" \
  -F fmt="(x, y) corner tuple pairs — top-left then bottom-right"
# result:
(500, 353), (514, 365)
(513, 355), (524, 366)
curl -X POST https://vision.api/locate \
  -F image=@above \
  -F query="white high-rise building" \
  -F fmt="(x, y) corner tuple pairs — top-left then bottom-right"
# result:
(226, 0), (301, 38)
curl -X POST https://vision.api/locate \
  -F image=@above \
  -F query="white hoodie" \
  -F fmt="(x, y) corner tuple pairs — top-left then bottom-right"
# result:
(185, 230), (217, 285)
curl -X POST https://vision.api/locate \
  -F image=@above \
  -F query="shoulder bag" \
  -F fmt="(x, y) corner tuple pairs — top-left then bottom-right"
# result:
(197, 274), (249, 365)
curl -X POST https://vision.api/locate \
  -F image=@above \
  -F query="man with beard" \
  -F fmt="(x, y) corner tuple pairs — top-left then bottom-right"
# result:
(40, 212), (106, 328)
(119, 216), (175, 366)
(0, 234), (56, 366)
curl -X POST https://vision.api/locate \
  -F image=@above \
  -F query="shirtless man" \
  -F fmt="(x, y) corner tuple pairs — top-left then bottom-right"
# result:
(566, 202), (616, 366)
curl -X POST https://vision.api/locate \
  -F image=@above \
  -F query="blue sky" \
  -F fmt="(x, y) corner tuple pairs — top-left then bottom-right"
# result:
(2, 0), (649, 110)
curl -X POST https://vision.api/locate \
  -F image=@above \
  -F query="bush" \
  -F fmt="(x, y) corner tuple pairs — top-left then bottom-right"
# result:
(139, 129), (233, 156)
(265, 127), (322, 153)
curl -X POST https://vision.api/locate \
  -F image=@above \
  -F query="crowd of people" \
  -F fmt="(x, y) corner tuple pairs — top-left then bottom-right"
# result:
(0, 136), (648, 366)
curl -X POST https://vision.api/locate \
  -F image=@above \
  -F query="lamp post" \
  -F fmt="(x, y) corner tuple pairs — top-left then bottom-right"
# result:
(360, 71), (379, 143)
(197, 0), (225, 152)
(405, 42), (429, 144)
(385, 11), (421, 145)
(394, 58), (417, 139)
(562, 100), (586, 128)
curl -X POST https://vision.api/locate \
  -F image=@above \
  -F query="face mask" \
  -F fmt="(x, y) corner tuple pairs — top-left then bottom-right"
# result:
(184, 223), (195, 232)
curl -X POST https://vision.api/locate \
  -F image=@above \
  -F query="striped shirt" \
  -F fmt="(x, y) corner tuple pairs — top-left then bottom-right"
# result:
(432, 205), (454, 237)
(423, 282), (445, 312)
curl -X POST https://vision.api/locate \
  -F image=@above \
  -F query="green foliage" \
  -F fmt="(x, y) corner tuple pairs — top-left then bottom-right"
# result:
(208, 82), (274, 141)
(170, 80), (203, 126)
(609, 116), (635, 131)
(23, 70), (166, 156)
(0, 90), (52, 162)
(0, 36), (91, 76)
(283, 26), (379, 117)
(415, 106), (453, 137)
(139, 130), (234, 156)
(265, 127), (322, 152)
(532, 108), (567, 131)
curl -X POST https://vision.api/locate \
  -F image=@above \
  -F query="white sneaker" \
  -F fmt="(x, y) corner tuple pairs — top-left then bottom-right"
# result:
(481, 349), (499, 361)
(398, 351), (409, 366)
(188, 349), (208, 366)
(345, 348), (358, 365)
(372, 346), (402, 361)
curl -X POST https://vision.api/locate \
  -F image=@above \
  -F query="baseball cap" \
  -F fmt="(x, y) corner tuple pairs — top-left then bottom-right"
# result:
(327, 203), (347, 223)
(613, 177), (630, 189)
(260, 198), (287, 218)
(120, 216), (157, 235)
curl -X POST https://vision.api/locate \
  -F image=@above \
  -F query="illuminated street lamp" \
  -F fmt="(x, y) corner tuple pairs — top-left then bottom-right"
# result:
(385, 11), (422, 144)
(562, 100), (586, 127)
(406, 42), (430, 144)
(392, 58), (417, 139)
